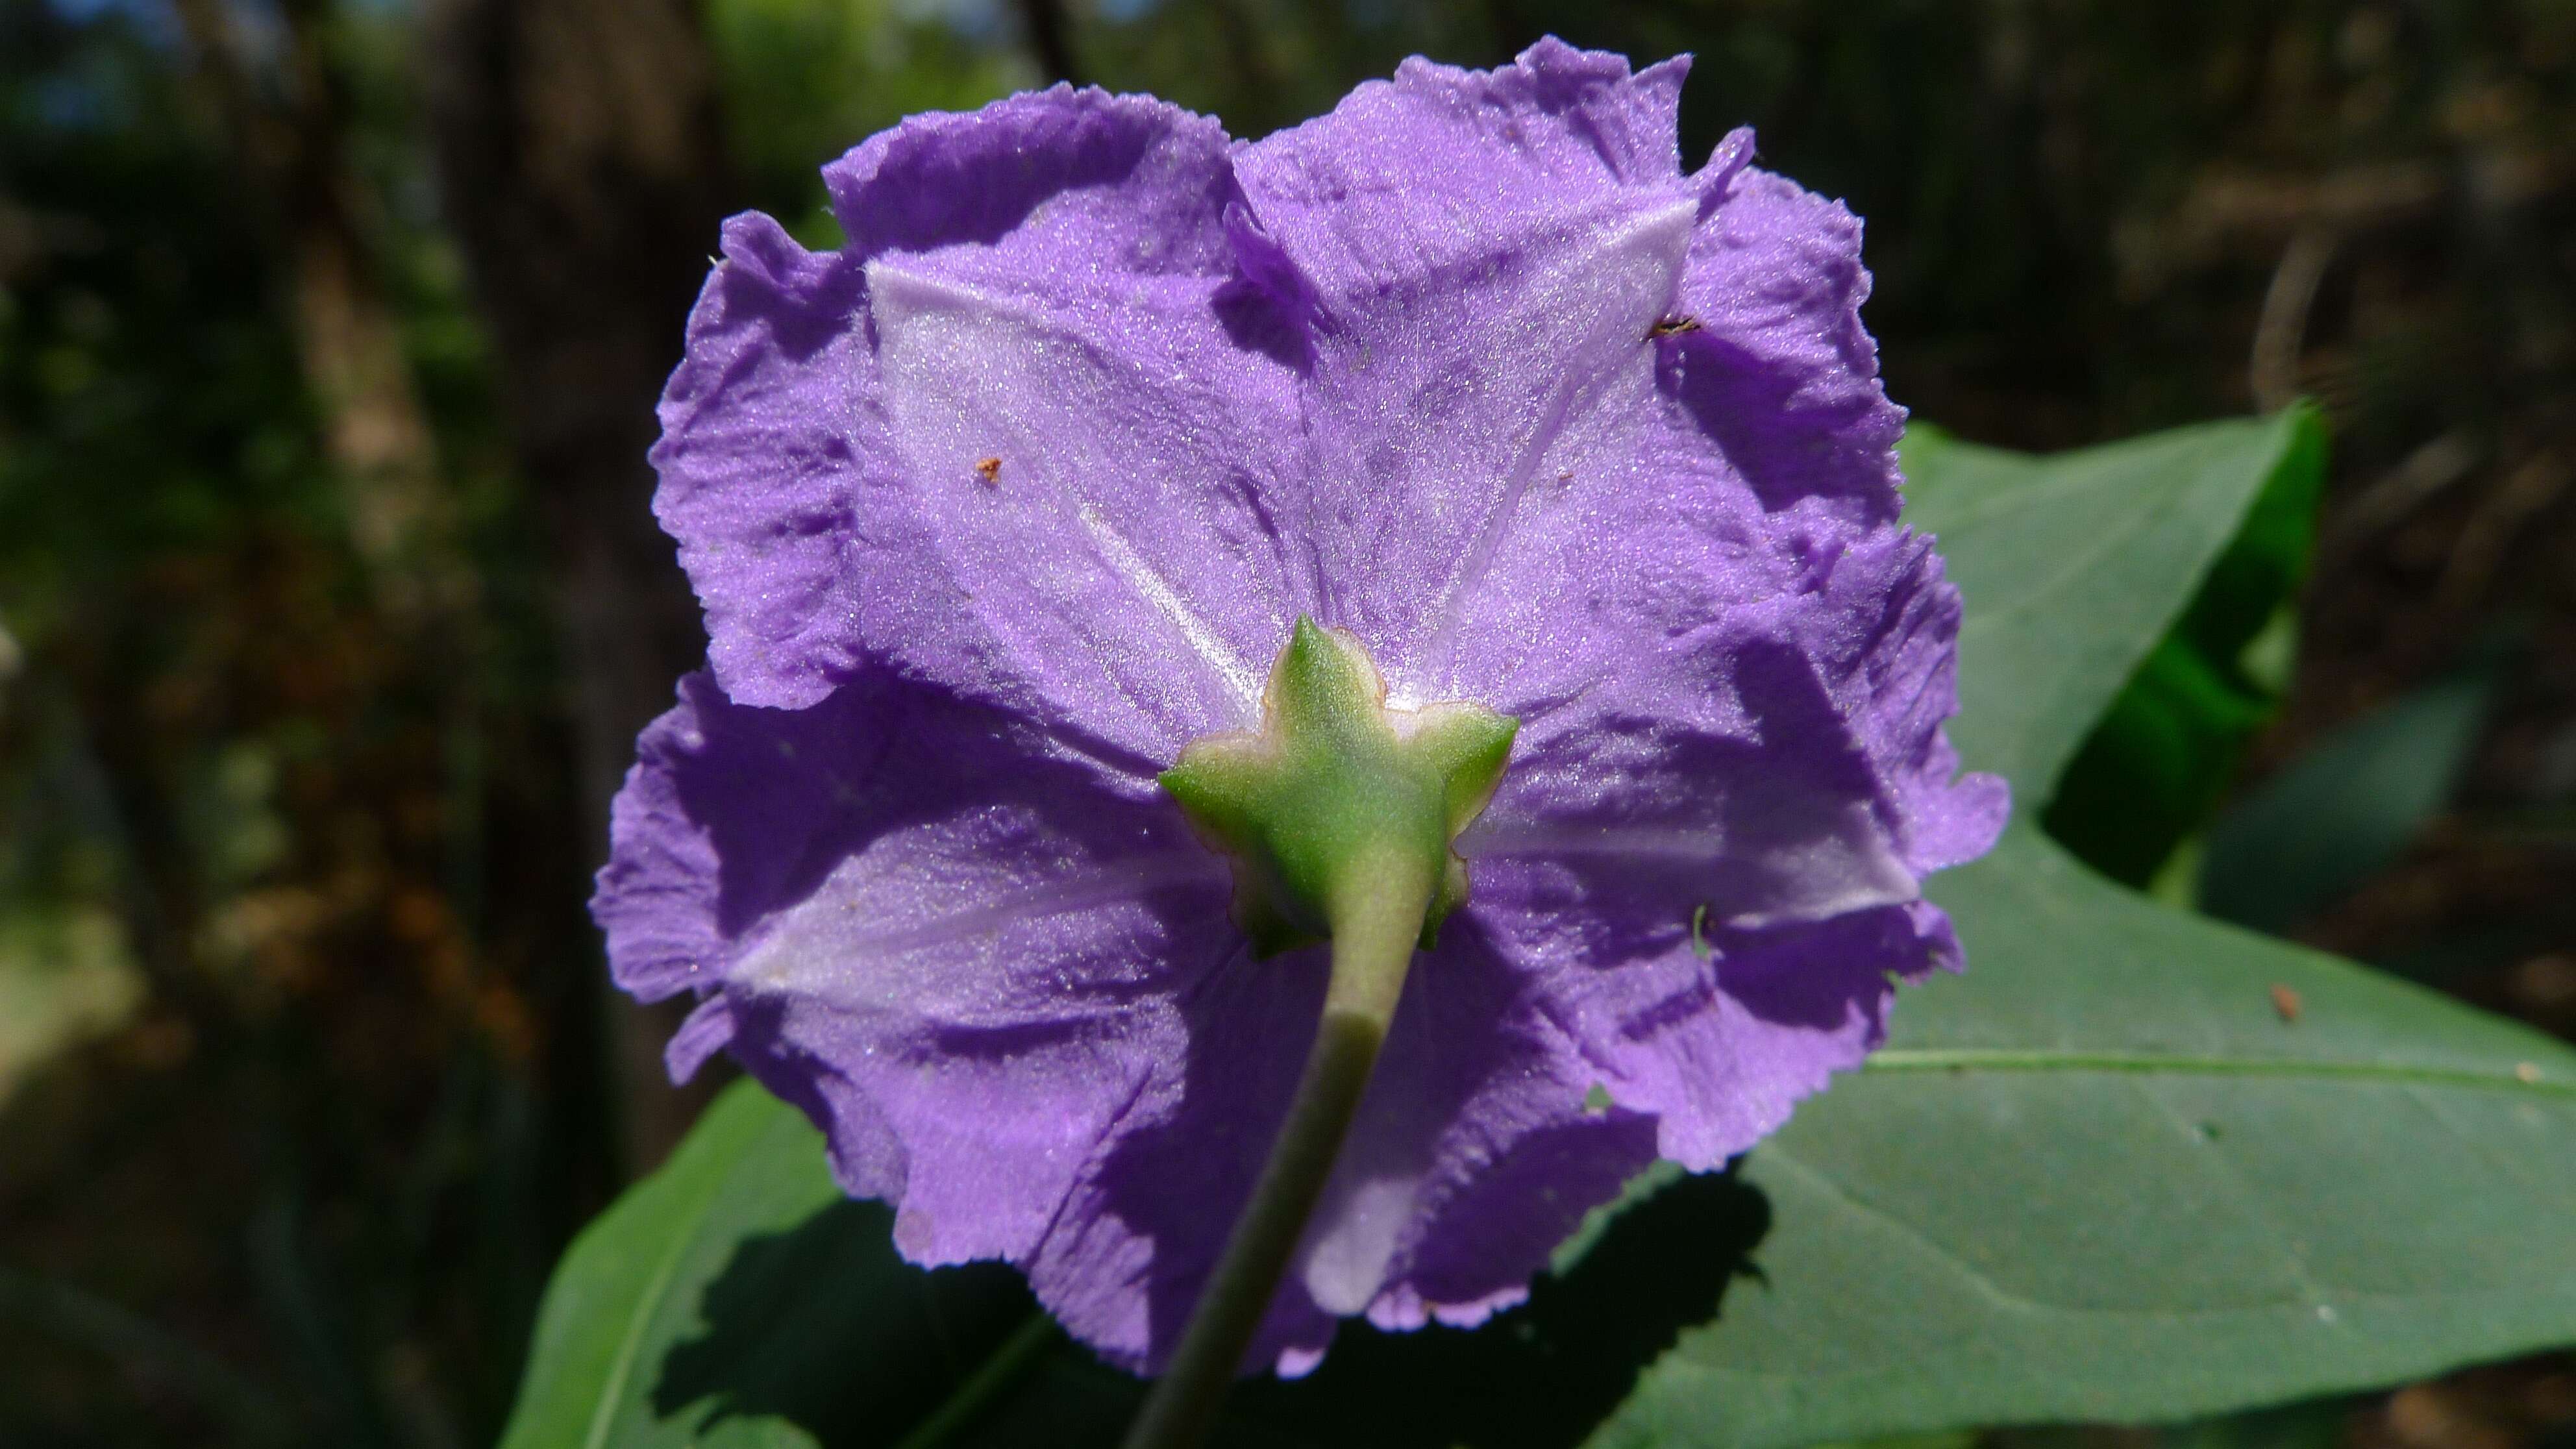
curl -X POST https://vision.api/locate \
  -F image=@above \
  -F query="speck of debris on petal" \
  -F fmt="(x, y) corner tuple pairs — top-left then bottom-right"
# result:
(974, 456), (1003, 486)
(2270, 983), (2303, 1022)
(2516, 1061), (2544, 1084)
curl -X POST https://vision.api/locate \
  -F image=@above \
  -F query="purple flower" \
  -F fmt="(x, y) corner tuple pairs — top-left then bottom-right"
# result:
(595, 39), (2007, 1376)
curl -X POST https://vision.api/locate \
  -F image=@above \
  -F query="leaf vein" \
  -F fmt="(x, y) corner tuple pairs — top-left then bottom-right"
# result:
(1863, 1048), (2576, 1099)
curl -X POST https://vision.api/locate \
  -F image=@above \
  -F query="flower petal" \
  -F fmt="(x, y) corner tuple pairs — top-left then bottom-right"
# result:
(1022, 923), (1656, 1374)
(1446, 518), (2002, 1169)
(1413, 132), (2007, 947)
(1464, 626), (1926, 952)
(654, 88), (1310, 758)
(1302, 924), (1659, 1348)
(859, 255), (1309, 756)
(591, 669), (1236, 1266)
(1229, 42), (1702, 692)
(1458, 521), (2007, 926)
(1669, 134), (1909, 524)
(1497, 898), (1964, 1168)
(1022, 944), (1322, 1370)
(650, 214), (876, 711)
(823, 87), (1237, 273)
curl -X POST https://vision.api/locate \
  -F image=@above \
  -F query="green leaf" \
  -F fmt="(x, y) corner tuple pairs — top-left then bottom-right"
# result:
(497, 1080), (1037, 1449)
(2197, 661), (2498, 935)
(1570, 409), (2576, 1446)
(2041, 409), (2325, 884)
(1583, 823), (2576, 1448)
(1901, 406), (2323, 806)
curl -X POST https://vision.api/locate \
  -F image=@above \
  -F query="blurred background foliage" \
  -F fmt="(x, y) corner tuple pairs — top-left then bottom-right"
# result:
(0, 0), (2570, 1445)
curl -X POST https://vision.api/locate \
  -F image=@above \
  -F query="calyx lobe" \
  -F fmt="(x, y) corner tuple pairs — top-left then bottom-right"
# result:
(1161, 618), (1517, 958)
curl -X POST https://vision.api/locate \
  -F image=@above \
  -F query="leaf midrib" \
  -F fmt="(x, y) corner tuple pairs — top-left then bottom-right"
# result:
(1864, 1047), (2576, 1099)
(578, 1102), (792, 1449)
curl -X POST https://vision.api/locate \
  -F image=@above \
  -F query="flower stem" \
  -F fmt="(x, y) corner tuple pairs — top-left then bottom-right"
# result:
(1119, 843), (1433, 1449)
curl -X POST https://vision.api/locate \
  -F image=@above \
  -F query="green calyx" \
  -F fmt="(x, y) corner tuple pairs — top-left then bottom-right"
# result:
(1160, 617), (1518, 960)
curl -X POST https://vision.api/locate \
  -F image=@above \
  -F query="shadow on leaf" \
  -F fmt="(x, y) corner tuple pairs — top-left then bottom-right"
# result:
(649, 1164), (1765, 1447)
(1210, 1164), (1772, 1448)
(652, 1198), (1033, 1446)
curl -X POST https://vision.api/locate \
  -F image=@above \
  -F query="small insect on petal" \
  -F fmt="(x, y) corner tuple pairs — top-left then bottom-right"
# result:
(974, 456), (1004, 486)
(2270, 983), (2303, 1022)
(1649, 314), (1703, 339)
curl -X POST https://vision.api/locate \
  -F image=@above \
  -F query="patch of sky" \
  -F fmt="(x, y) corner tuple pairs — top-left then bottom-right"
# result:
(895, 0), (1008, 42)
(43, 0), (184, 48)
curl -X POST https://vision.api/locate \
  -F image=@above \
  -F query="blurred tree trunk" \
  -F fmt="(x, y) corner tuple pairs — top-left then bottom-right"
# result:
(425, 0), (739, 1174)
(1015, 0), (1084, 85)
(172, 0), (453, 619)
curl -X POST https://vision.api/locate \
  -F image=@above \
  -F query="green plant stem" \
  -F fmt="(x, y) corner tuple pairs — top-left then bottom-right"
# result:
(1119, 845), (1431, 1449)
